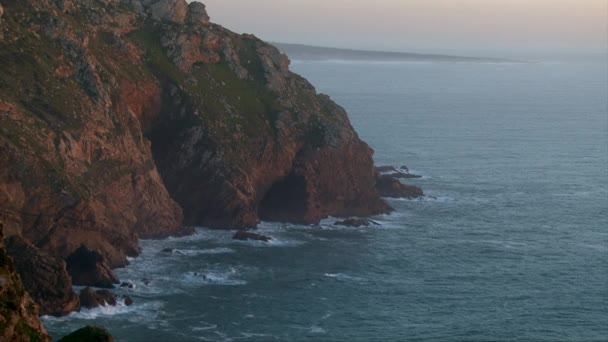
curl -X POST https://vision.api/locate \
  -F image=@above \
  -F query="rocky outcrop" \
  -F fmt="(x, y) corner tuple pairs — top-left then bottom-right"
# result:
(144, 0), (188, 24)
(376, 165), (422, 179)
(79, 287), (117, 309)
(0, 226), (51, 342)
(5, 236), (80, 317)
(187, 2), (210, 26)
(58, 326), (114, 342)
(334, 218), (380, 228)
(66, 246), (120, 288)
(376, 174), (424, 199)
(233, 230), (272, 242)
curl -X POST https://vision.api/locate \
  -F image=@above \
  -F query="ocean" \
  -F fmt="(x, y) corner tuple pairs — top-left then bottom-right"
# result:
(43, 59), (608, 341)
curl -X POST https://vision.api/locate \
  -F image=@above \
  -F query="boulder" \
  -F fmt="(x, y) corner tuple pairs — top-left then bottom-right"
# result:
(123, 295), (134, 306)
(233, 230), (272, 242)
(79, 287), (117, 309)
(334, 218), (380, 228)
(376, 174), (424, 199)
(66, 246), (120, 288)
(187, 1), (210, 26)
(58, 326), (114, 342)
(5, 236), (80, 316)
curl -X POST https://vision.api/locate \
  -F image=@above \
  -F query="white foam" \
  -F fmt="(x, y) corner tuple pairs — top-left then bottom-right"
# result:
(309, 326), (327, 334)
(323, 273), (365, 282)
(42, 299), (161, 321)
(180, 269), (247, 286)
(192, 324), (218, 332)
(170, 247), (235, 256)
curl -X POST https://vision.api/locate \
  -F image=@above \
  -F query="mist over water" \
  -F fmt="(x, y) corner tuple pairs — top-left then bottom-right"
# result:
(44, 59), (608, 341)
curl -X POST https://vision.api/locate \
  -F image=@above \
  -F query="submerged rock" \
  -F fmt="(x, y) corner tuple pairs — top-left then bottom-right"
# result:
(233, 230), (272, 242)
(334, 218), (380, 228)
(66, 246), (120, 288)
(5, 235), (80, 316)
(58, 326), (114, 342)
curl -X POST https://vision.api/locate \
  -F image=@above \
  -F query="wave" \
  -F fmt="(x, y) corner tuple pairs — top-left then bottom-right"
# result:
(164, 247), (235, 256)
(323, 273), (365, 282)
(42, 299), (162, 321)
(180, 268), (248, 287)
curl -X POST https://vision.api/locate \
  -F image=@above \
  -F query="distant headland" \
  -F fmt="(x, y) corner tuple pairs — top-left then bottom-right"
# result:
(273, 42), (520, 63)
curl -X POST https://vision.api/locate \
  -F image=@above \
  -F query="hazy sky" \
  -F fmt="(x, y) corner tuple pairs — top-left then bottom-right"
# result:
(198, 0), (607, 54)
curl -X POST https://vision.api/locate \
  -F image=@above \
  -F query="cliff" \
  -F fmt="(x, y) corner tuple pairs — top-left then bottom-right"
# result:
(0, 0), (393, 319)
(0, 225), (51, 342)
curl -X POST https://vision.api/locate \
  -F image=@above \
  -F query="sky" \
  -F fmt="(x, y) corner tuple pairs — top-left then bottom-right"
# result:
(197, 0), (607, 56)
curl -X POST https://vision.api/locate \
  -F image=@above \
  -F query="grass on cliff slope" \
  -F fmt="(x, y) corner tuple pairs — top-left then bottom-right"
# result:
(129, 27), (283, 147)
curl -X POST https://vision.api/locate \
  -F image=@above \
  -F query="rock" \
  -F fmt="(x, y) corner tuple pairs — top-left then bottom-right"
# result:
(233, 230), (272, 242)
(376, 174), (424, 199)
(123, 295), (133, 306)
(0, 225), (51, 342)
(120, 281), (135, 289)
(143, 0), (188, 24)
(66, 246), (120, 288)
(79, 287), (117, 309)
(376, 165), (421, 178)
(58, 326), (114, 342)
(186, 1), (210, 26)
(386, 172), (422, 179)
(334, 218), (380, 228)
(161, 248), (175, 253)
(5, 235), (80, 316)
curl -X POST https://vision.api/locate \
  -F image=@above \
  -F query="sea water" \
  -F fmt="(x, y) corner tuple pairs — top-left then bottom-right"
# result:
(44, 59), (608, 341)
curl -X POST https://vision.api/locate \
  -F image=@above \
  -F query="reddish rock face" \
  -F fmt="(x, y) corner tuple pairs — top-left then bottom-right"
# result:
(5, 236), (80, 317)
(0, 226), (51, 341)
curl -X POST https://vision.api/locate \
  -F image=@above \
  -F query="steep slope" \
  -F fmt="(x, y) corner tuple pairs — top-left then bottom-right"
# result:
(0, 0), (391, 306)
(0, 225), (51, 342)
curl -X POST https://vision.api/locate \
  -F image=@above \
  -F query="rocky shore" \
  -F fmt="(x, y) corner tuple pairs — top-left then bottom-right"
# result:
(0, 0), (423, 338)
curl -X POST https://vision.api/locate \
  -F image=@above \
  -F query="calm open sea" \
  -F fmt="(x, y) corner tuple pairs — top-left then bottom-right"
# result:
(44, 59), (608, 341)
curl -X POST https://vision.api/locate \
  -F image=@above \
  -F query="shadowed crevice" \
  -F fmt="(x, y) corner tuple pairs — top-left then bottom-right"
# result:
(258, 170), (309, 223)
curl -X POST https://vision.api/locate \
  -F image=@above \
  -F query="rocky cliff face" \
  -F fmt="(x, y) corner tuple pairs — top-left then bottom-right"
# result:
(0, 225), (51, 342)
(0, 0), (391, 315)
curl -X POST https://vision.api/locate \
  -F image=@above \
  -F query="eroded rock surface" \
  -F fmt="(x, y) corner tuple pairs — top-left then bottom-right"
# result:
(0, 225), (51, 341)
(5, 236), (80, 317)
